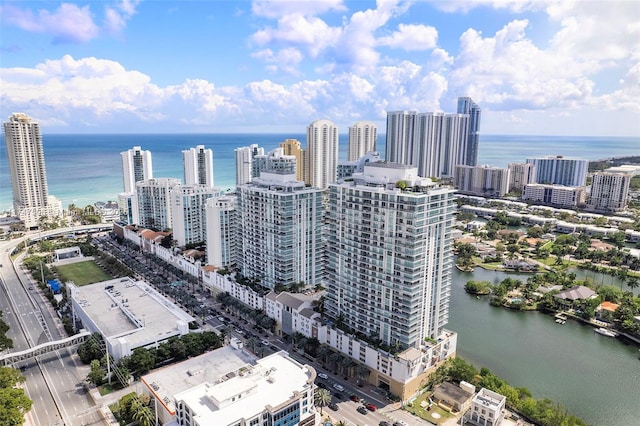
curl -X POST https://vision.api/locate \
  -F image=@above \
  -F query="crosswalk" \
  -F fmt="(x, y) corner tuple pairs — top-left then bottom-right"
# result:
(204, 315), (214, 321)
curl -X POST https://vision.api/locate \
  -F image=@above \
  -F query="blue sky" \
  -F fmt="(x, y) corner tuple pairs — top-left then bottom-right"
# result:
(1, 0), (639, 136)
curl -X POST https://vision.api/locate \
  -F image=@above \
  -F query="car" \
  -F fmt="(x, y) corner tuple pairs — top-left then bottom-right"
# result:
(234, 328), (244, 335)
(317, 382), (327, 389)
(393, 422), (409, 426)
(28, 286), (33, 290)
(217, 316), (226, 322)
(261, 340), (270, 346)
(357, 406), (368, 415)
(318, 372), (329, 379)
(333, 383), (345, 392)
(270, 345), (279, 351)
(365, 403), (377, 411)
(379, 422), (391, 426)
(328, 403), (339, 411)
(350, 395), (360, 402)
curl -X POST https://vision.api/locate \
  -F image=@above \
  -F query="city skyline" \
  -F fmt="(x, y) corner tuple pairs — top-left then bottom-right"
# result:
(1, 1), (638, 136)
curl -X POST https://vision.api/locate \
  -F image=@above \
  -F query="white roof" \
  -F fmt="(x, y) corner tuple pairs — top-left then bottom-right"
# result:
(175, 352), (314, 425)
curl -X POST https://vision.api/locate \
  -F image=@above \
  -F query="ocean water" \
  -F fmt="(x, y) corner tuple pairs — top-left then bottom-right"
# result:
(1, 134), (638, 212)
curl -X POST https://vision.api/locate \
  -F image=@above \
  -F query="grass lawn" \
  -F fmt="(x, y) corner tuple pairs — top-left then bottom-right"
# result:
(54, 260), (112, 286)
(405, 392), (454, 425)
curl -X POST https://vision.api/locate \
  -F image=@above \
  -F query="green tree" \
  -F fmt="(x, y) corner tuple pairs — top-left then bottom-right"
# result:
(314, 388), (332, 414)
(0, 367), (32, 426)
(132, 400), (155, 426)
(87, 359), (105, 386)
(0, 312), (13, 351)
(77, 333), (104, 364)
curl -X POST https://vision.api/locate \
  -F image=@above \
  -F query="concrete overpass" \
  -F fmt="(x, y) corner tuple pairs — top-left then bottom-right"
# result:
(0, 330), (92, 366)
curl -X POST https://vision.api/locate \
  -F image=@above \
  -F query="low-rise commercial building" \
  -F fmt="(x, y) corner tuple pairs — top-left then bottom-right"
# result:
(142, 347), (318, 426)
(68, 277), (194, 361)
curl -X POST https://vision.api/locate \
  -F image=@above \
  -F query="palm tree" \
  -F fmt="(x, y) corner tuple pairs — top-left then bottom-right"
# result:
(132, 401), (154, 426)
(335, 421), (347, 426)
(246, 337), (260, 354)
(627, 277), (639, 292)
(317, 345), (331, 367)
(314, 388), (332, 415)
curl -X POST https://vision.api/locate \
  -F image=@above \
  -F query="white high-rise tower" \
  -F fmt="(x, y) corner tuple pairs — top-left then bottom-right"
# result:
(183, 145), (214, 188)
(121, 146), (153, 193)
(3, 113), (61, 227)
(457, 97), (481, 166)
(235, 144), (264, 186)
(326, 162), (457, 348)
(348, 121), (377, 161)
(305, 119), (338, 189)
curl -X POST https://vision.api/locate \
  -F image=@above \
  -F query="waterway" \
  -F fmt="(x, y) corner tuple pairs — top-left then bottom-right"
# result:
(449, 267), (640, 426)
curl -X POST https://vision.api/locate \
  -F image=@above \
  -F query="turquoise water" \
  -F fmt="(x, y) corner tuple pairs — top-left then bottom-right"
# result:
(1, 133), (638, 211)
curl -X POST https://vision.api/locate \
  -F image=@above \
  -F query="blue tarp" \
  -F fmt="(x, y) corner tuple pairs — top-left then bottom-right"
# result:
(47, 279), (62, 293)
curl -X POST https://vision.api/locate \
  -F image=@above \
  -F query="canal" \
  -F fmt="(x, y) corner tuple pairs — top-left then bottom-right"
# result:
(449, 267), (640, 426)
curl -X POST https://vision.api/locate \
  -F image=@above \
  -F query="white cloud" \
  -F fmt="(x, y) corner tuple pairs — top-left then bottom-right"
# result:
(0, 3), (99, 43)
(378, 24), (438, 51)
(251, 0), (346, 19)
(251, 48), (304, 74)
(104, 0), (141, 34)
(0, 1), (140, 43)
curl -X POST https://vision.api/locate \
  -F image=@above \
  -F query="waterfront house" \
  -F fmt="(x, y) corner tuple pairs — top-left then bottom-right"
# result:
(432, 381), (474, 413)
(554, 285), (597, 307)
(466, 388), (507, 426)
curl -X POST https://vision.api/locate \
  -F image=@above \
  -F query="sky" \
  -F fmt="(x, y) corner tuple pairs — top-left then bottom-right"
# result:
(1, 0), (639, 136)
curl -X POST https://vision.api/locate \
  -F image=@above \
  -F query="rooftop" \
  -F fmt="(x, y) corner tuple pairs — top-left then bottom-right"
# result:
(141, 345), (256, 415)
(69, 277), (194, 349)
(174, 351), (315, 425)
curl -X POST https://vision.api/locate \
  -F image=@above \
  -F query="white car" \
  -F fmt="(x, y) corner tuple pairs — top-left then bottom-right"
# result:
(317, 372), (328, 379)
(333, 383), (345, 392)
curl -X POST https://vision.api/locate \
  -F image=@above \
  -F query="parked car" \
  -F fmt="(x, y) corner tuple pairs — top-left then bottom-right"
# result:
(318, 372), (329, 379)
(357, 406), (368, 415)
(379, 422), (391, 426)
(328, 403), (339, 411)
(349, 395), (360, 402)
(333, 383), (345, 392)
(317, 382), (327, 389)
(365, 403), (377, 411)
(261, 340), (270, 346)
(393, 421), (409, 426)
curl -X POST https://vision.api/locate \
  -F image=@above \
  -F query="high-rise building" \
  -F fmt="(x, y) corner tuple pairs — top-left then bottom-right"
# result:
(253, 148), (297, 177)
(523, 183), (586, 208)
(348, 121), (377, 161)
(172, 185), (223, 247)
(326, 162), (457, 349)
(385, 111), (417, 167)
(305, 120), (338, 189)
(235, 144), (264, 185)
(238, 171), (324, 289)
(205, 195), (238, 269)
(121, 146), (153, 193)
(588, 171), (632, 213)
(526, 156), (588, 187)
(508, 162), (536, 193)
(183, 145), (214, 188)
(454, 165), (510, 197)
(136, 178), (181, 230)
(3, 113), (61, 228)
(457, 97), (481, 166)
(386, 110), (469, 179)
(279, 138), (305, 182)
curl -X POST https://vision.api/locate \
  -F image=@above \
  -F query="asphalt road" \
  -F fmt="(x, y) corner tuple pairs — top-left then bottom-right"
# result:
(1, 231), (105, 426)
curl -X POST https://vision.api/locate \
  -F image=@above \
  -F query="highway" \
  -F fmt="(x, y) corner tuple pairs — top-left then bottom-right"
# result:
(1, 227), (108, 426)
